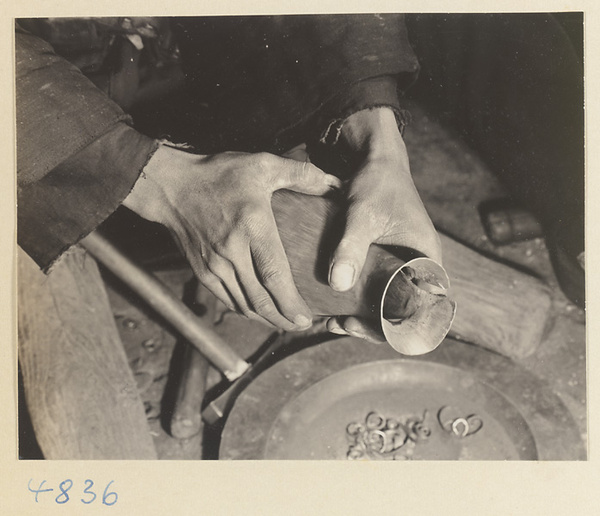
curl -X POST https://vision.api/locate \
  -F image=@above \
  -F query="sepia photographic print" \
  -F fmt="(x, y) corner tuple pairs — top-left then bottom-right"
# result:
(15, 12), (586, 467)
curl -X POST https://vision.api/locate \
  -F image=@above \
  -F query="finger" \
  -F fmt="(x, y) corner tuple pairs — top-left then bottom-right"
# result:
(327, 316), (386, 344)
(329, 208), (372, 292)
(204, 255), (276, 329)
(262, 154), (342, 195)
(250, 226), (313, 330)
(231, 244), (308, 332)
(193, 268), (237, 313)
(326, 317), (349, 336)
(202, 278), (275, 329)
(238, 266), (306, 332)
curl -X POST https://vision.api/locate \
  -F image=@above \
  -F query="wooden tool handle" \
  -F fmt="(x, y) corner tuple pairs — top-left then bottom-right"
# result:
(81, 232), (249, 381)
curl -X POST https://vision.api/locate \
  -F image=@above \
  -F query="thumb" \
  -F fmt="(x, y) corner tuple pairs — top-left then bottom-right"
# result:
(329, 213), (372, 292)
(327, 316), (387, 344)
(268, 155), (341, 195)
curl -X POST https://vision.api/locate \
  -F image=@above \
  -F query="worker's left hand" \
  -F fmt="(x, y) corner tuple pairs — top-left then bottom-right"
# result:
(326, 107), (441, 342)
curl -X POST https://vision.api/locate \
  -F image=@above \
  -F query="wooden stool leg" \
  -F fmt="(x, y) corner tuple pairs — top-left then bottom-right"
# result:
(18, 246), (157, 459)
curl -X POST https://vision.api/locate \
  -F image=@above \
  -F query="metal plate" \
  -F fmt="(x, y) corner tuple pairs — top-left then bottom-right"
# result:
(220, 337), (584, 460)
(264, 360), (536, 460)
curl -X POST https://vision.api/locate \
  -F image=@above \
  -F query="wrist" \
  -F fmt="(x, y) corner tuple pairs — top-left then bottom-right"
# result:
(122, 144), (198, 225)
(340, 107), (404, 158)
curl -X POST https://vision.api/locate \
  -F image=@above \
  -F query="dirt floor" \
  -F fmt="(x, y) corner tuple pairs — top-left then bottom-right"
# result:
(96, 100), (586, 460)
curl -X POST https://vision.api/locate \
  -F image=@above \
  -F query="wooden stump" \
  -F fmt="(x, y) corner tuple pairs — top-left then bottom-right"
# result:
(440, 234), (552, 359)
(18, 246), (157, 459)
(271, 190), (552, 360)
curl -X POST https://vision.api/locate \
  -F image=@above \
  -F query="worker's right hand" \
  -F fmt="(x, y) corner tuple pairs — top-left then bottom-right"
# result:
(123, 145), (341, 331)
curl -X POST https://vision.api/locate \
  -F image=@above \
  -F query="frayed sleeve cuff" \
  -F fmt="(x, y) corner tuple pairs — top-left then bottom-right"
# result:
(314, 75), (414, 146)
(18, 124), (159, 271)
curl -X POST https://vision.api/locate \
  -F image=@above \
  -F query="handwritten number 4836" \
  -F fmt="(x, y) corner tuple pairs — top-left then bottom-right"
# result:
(28, 479), (118, 506)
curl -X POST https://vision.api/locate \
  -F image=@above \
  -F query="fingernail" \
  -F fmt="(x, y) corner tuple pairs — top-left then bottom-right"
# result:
(329, 327), (348, 335)
(294, 315), (312, 329)
(346, 330), (366, 340)
(326, 176), (342, 189)
(330, 263), (355, 292)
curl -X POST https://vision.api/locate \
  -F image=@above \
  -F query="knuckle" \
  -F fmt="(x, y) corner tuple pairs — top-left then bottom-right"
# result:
(191, 260), (211, 281)
(241, 202), (263, 221)
(195, 270), (218, 288)
(286, 159), (304, 183)
(240, 306), (256, 319)
(212, 240), (228, 256)
(241, 208), (269, 235)
(253, 152), (276, 173)
(212, 235), (237, 257)
(205, 258), (228, 278)
(252, 295), (277, 317)
(337, 230), (370, 258)
(304, 163), (327, 184)
(194, 269), (210, 284)
(261, 266), (285, 288)
(338, 230), (363, 249)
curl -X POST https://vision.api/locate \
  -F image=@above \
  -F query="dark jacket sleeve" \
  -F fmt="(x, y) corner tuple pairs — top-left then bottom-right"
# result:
(174, 14), (419, 153)
(16, 29), (158, 270)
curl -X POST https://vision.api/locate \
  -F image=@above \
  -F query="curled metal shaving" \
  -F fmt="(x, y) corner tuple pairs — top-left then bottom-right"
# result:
(346, 406), (484, 460)
(346, 410), (430, 461)
(437, 406), (483, 438)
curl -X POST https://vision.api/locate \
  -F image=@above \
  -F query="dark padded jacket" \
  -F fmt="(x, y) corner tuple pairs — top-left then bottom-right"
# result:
(16, 15), (419, 270)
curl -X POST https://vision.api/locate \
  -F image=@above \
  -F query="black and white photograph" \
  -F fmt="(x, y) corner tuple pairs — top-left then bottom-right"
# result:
(14, 11), (586, 468)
